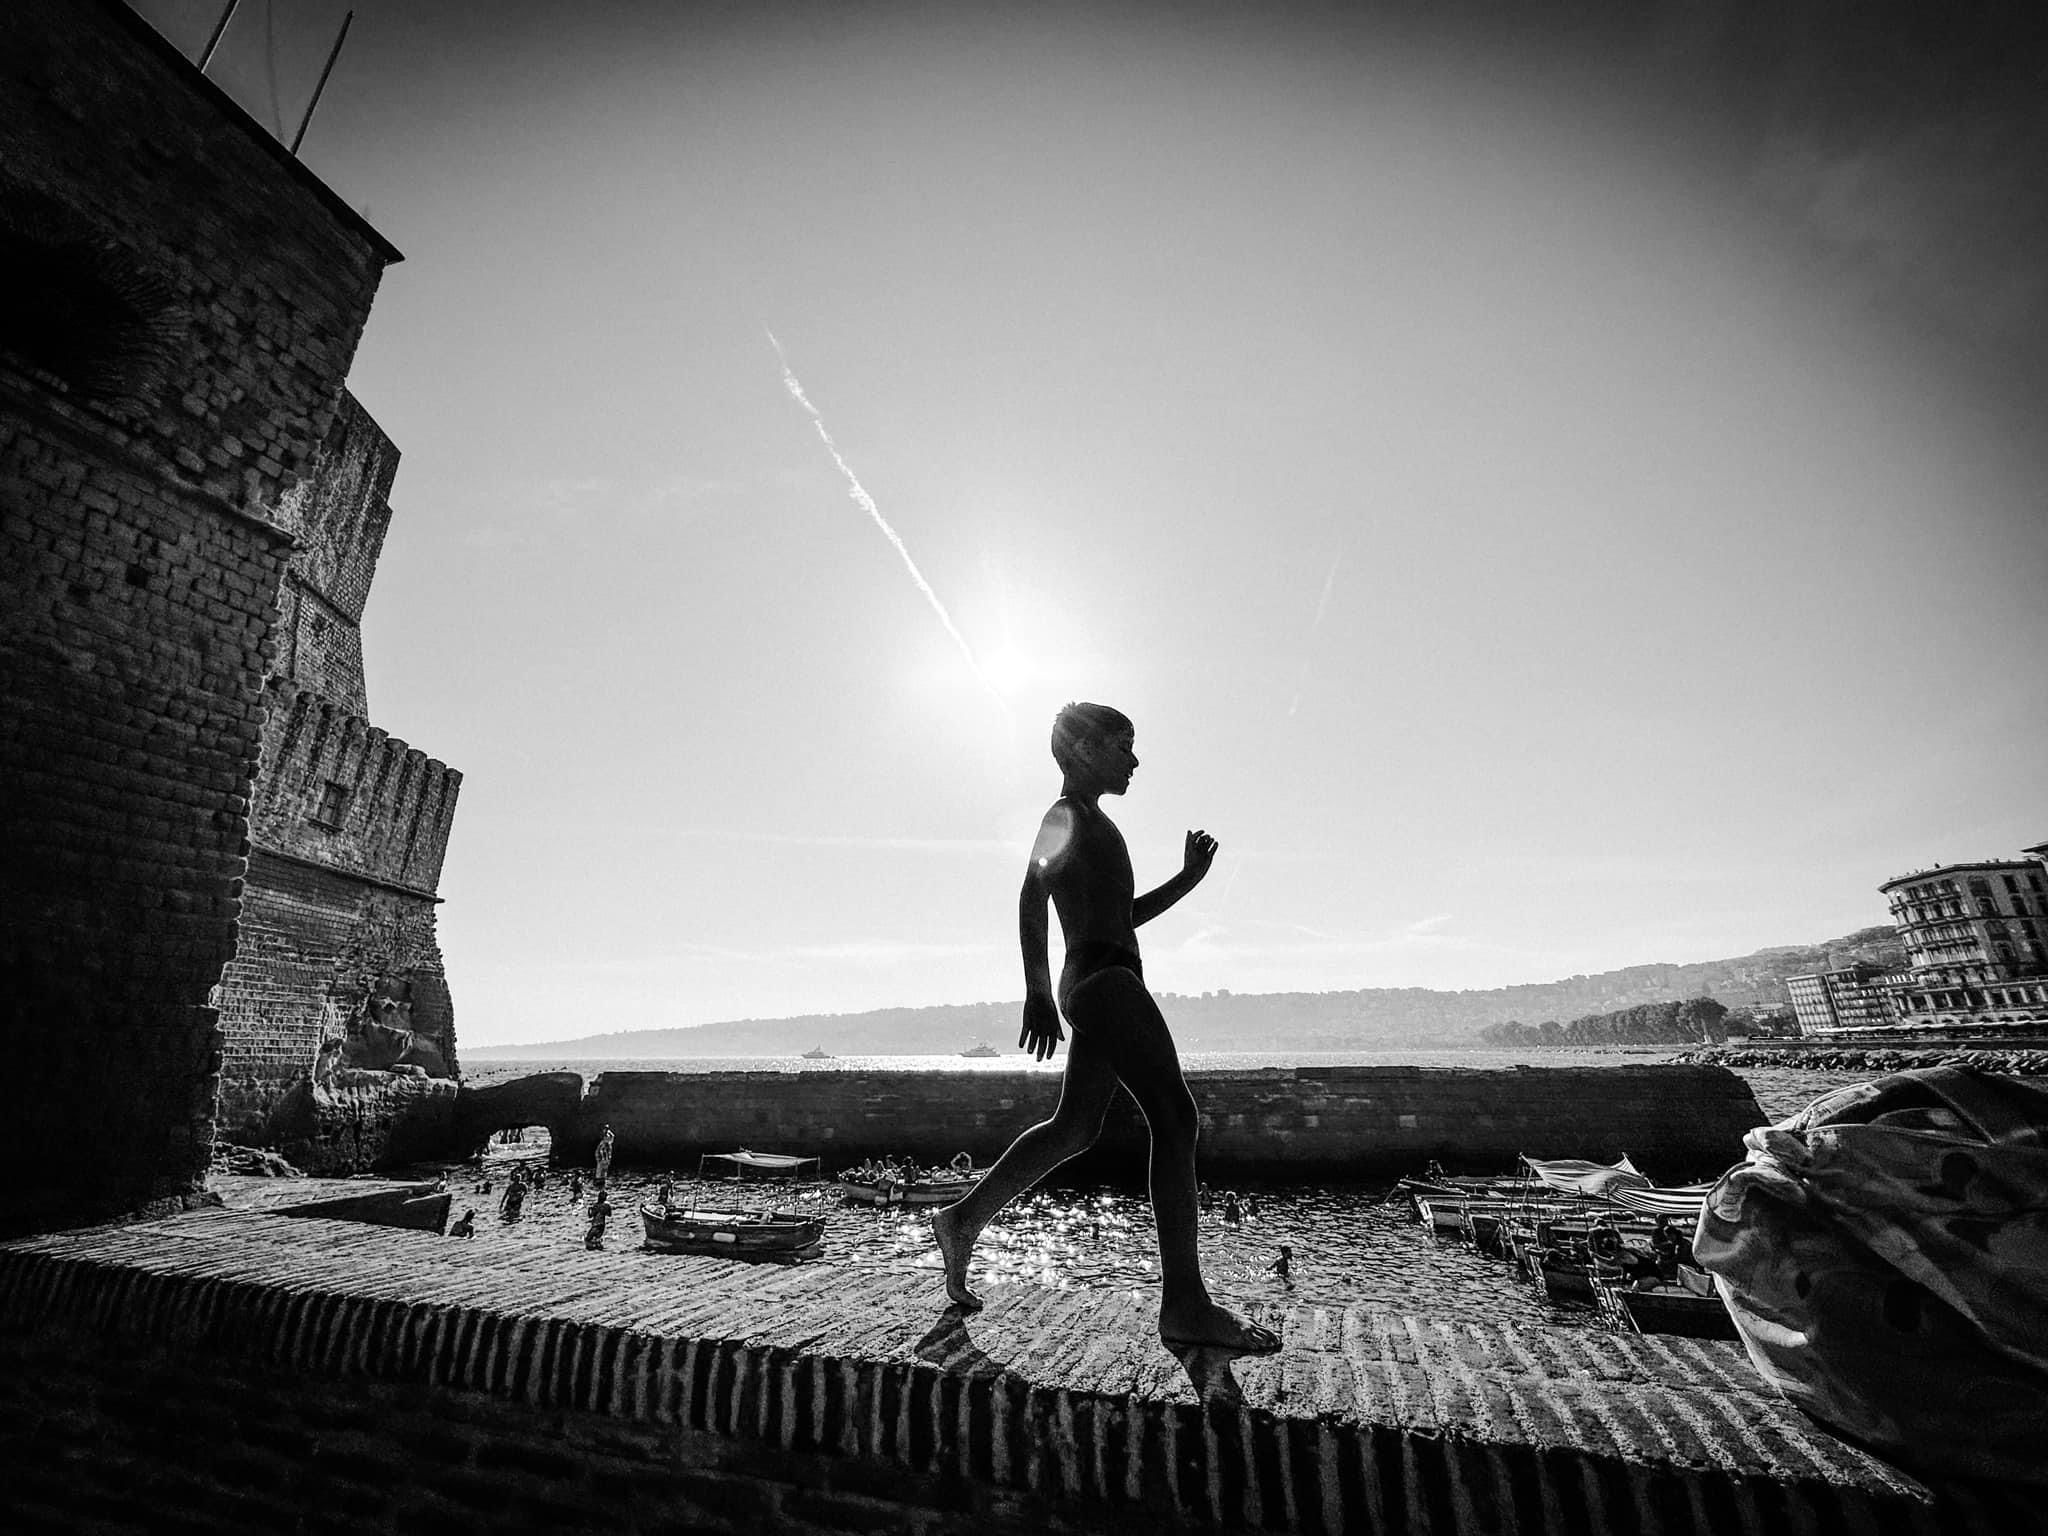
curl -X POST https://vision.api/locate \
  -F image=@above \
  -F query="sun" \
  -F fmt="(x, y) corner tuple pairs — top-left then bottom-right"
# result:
(980, 644), (1032, 695)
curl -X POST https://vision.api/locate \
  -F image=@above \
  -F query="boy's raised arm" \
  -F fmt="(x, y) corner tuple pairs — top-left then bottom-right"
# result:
(1133, 828), (1218, 926)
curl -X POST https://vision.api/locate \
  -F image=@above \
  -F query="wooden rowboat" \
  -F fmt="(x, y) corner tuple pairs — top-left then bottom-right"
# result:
(838, 1171), (983, 1208)
(640, 1203), (825, 1260)
(1592, 1269), (1738, 1340)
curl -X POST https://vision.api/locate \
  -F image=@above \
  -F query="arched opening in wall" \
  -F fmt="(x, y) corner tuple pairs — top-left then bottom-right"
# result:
(474, 1123), (552, 1173)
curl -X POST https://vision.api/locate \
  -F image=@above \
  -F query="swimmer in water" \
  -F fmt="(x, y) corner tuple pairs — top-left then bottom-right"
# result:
(933, 703), (1280, 1354)
(1268, 1244), (1292, 1283)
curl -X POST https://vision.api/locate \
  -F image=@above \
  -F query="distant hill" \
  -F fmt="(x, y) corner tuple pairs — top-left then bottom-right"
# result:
(464, 927), (1905, 1059)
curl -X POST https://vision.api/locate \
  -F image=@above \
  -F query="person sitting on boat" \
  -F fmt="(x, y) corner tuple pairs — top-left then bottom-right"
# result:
(931, 702), (1279, 1354)
(951, 1151), (974, 1175)
(657, 1173), (674, 1207)
(1650, 1216), (1685, 1281)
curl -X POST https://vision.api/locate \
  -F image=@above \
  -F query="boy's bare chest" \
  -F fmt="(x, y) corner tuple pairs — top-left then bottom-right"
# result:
(1064, 814), (1133, 886)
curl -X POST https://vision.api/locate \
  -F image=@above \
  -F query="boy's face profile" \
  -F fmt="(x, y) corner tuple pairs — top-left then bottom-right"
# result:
(1075, 729), (1138, 794)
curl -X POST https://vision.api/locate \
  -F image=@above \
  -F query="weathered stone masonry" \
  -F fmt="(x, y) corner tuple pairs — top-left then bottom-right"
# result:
(212, 390), (464, 1172)
(457, 1065), (1767, 1186)
(0, 0), (401, 1232)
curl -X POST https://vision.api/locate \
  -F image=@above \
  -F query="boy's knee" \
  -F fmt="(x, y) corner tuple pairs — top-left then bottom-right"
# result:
(1053, 1112), (1105, 1157)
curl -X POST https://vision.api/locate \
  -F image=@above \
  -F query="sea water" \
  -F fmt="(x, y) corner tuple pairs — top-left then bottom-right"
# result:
(446, 1050), (1871, 1328)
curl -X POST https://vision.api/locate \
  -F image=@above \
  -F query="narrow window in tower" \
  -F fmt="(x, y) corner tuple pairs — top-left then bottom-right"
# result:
(313, 781), (350, 829)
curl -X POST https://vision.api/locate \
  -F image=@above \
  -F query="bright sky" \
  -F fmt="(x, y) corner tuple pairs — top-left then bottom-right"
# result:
(133, 2), (2048, 1046)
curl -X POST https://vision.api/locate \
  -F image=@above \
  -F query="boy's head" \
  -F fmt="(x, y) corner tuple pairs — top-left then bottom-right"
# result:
(1050, 701), (1134, 776)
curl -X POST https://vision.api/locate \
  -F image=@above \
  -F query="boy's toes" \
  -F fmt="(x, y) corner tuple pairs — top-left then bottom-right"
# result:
(1238, 1321), (1282, 1354)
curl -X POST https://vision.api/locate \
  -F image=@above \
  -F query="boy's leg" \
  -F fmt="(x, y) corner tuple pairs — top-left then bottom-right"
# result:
(931, 1030), (1118, 1310)
(1067, 970), (1279, 1352)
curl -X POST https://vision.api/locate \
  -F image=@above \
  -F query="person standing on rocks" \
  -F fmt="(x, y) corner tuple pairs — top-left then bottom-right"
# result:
(594, 1124), (615, 1189)
(932, 702), (1280, 1354)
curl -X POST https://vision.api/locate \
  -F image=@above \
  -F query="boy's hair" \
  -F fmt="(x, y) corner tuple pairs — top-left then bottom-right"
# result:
(1050, 701), (1133, 775)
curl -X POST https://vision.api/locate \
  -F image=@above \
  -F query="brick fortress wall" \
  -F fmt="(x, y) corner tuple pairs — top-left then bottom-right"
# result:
(213, 392), (464, 1171)
(0, 0), (399, 1232)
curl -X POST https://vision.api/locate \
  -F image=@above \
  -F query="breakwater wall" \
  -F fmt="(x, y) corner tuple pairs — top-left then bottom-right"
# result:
(1674, 1045), (2048, 1076)
(451, 1065), (1765, 1186)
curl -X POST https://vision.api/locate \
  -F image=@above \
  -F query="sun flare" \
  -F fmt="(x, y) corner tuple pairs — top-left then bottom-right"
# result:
(980, 644), (1033, 694)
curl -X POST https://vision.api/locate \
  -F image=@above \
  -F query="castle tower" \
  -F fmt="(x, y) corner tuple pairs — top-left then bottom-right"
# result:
(0, 0), (403, 1229)
(211, 394), (463, 1170)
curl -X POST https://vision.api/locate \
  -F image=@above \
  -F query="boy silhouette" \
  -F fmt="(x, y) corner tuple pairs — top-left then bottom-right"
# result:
(932, 702), (1280, 1353)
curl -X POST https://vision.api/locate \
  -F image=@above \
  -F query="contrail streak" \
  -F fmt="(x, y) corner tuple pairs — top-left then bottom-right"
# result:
(1286, 549), (1344, 718)
(767, 330), (1006, 713)
(1217, 852), (1245, 909)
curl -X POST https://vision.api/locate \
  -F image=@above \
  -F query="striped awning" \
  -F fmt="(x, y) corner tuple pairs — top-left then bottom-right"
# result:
(1603, 1182), (1714, 1219)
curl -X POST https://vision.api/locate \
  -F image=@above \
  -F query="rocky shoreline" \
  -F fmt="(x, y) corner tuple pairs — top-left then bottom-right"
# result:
(1673, 1045), (2048, 1076)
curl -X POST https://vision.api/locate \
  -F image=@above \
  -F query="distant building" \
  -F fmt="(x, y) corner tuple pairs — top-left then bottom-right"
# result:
(1879, 857), (2048, 1029)
(1787, 848), (2048, 1036)
(1784, 966), (1899, 1036)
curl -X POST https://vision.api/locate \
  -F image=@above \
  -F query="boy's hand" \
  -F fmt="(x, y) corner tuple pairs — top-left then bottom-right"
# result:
(1182, 829), (1218, 882)
(1019, 994), (1064, 1061)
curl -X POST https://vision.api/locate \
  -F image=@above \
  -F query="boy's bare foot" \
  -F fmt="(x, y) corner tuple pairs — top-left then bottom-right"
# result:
(931, 1208), (983, 1311)
(1158, 1299), (1281, 1354)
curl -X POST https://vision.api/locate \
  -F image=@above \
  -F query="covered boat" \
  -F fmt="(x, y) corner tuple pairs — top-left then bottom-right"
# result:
(640, 1203), (825, 1260)
(698, 1149), (822, 1182)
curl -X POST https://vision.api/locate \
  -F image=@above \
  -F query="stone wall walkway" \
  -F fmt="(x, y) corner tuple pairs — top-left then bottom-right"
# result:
(0, 1182), (2032, 1534)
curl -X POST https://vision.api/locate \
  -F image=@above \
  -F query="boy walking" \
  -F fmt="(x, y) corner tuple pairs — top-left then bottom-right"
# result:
(932, 703), (1279, 1353)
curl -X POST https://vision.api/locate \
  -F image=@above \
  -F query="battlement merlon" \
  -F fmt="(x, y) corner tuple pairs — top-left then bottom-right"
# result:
(249, 683), (463, 897)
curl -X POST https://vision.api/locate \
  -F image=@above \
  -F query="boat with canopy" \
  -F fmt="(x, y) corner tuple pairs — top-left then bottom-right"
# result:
(697, 1149), (823, 1182)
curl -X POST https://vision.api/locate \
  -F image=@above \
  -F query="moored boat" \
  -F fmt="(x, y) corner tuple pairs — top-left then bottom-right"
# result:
(640, 1203), (825, 1260)
(801, 1045), (833, 1060)
(838, 1153), (983, 1208)
(1592, 1267), (1737, 1340)
(960, 1041), (1001, 1058)
(838, 1172), (981, 1208)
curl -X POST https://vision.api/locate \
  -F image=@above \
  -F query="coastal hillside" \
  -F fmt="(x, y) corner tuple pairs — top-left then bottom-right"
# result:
(465, 927), (1904, 1058)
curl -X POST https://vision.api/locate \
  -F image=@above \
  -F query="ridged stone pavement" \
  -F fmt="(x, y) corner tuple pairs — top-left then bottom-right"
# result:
(0, 1177), (2033, 1534)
